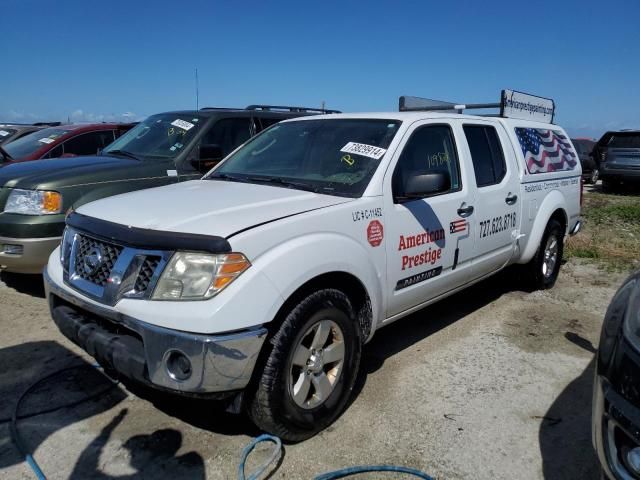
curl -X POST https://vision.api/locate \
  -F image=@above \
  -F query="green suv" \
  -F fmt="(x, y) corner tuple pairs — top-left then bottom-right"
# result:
(0, 105), (337, 273)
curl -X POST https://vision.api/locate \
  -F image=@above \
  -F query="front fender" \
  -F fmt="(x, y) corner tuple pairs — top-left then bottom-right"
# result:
(518, 189), (567, 264)
(255, 232), (385, 334)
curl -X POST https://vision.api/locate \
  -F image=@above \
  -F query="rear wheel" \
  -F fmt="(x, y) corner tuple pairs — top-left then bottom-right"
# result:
(525, 219), (564, 290)
(589, 168), (599, 184)
(247, 289), (361, 442)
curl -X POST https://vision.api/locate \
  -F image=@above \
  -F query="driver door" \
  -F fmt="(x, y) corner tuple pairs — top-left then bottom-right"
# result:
(384, 121), (476, 318)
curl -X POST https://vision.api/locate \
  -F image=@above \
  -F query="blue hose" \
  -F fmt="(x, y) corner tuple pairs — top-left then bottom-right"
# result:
(237, 434), (283, 480)
(314, 465), (433, 480)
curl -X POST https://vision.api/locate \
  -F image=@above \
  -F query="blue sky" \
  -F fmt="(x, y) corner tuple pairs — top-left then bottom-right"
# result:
(2, 0), (639, 138)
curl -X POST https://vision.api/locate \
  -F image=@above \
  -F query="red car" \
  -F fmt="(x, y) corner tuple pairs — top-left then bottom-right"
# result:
(0, 123), (134, 164)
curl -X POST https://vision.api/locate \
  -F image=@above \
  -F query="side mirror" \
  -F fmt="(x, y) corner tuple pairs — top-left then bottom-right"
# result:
(191, 144), (224, 173)
(403, 173), (450, 199)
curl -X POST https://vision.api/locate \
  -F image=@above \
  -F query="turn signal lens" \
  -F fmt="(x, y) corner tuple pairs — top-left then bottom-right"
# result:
(43, 191), (62, 213)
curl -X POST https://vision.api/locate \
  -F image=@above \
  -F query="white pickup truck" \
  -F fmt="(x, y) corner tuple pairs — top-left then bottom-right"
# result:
(45, 90), (582, 441)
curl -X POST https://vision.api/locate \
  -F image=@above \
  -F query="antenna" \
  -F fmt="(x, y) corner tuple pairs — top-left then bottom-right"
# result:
(195, 68), (199, 110)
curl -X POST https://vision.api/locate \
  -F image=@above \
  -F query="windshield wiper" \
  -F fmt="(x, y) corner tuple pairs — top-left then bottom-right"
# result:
(104, 149), (139, 160)
(0, 146), (11, 161)
(208, 173), (250, 183)
(246, 176), (319, 192)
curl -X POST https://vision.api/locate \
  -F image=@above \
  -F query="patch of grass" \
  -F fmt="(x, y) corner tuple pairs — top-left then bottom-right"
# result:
(565, 190), (640, 271)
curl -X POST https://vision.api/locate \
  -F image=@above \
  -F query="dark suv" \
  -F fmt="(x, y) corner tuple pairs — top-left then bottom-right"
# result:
(571, 138), (598, 183)
(593, 130), (640, 192)
(0, 105), (338, 273)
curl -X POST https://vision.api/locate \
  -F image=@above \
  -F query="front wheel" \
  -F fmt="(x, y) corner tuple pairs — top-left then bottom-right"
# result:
(247, 289), (362, 442)
(525, 219), (564, 290)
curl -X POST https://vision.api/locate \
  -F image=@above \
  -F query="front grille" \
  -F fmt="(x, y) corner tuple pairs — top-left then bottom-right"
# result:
(134, 256), (161, 293)
(74, 235), (123, 287)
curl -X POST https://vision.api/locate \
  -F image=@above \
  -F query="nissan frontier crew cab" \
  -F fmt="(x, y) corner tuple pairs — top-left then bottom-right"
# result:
(0, 105), (334, 273)
(45, 90), (582, 441)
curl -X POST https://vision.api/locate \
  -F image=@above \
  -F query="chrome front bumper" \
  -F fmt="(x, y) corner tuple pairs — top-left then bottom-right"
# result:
(44, 269), (267, 395)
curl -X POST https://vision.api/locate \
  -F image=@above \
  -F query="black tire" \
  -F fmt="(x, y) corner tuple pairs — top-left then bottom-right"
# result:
(602, 178), (616, 193)
(525, 219), (564, 290)
(247, 289), (362, 442)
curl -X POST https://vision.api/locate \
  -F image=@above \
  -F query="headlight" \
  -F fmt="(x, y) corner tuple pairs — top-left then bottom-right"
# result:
(4, 189), (63, 215)
(152, 252), (250, 300)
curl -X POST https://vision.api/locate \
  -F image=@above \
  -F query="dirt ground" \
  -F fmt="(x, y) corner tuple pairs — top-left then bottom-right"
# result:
(0, 192), (636, 479)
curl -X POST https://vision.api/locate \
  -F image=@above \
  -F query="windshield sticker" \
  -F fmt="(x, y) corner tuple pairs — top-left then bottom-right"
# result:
(367, 220), (384, 247)
(340, 142), (387, 160)
(174, 142), (183, 149)
(0, 130), (9, 137)
(171, 119), (195, 131)
(192, 118), (199, 122)
(341, 154), (356, 167)
(170, 146), (176, 151)
(38, 137), (55, 144)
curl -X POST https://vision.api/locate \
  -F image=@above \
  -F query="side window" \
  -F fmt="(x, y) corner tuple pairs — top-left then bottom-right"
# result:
(62, 131), (114, 156)
(392, 124), (461, 199)
(43, 144), (64, 159)
(255, 116), (282, 133)
(463, 125), (506, 187)
(203, 118), (252, 157)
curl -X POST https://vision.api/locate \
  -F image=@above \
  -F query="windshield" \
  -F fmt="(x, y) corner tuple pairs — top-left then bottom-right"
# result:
(607, 133), (640, 149)
(103, 113), (205, 160)
(0, 128), (17, 145)
(208, 119), (401, 197)
(3, 127), (70, 159)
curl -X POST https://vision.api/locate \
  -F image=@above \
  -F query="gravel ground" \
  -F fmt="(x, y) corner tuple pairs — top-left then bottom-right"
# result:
(0, 258), (629, 479)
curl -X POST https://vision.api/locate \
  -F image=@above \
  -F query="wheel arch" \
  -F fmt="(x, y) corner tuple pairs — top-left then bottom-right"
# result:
(518, 190), (568, 264)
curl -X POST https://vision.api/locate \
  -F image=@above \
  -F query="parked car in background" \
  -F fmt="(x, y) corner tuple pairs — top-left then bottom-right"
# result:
(593, 270), (640, 479)
(0, 105), (337, 273)
(0, 124), (45, 145)
(571, 138), (598, 184)
(0, 123), (134, 164)
(593, 130), (640, 192)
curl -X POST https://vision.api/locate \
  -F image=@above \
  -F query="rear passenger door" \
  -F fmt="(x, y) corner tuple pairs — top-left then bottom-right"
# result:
(384, 121), (476, 317)
(460, 121), (521, 276)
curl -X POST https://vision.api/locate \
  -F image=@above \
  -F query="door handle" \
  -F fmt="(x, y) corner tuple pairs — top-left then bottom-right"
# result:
(457, 203), (474, 217)
(505, 193), (518, 205)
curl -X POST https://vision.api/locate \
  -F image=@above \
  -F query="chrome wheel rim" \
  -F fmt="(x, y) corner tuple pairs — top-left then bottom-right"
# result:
(591, 169), (599, 184)
(542, 235), (559, 278)
(288, 319), (345, 409)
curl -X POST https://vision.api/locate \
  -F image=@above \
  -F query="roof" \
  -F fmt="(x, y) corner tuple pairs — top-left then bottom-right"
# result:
(283, 111), (561, 129)
(52, 122), (134, 132)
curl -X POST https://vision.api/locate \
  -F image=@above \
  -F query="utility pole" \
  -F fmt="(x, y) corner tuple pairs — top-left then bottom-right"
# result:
(321, 100), (325, 112)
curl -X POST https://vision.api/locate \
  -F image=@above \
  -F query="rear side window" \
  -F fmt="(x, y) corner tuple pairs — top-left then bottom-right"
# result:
(515, 128), (578, 174)
(255, 117), (282, 133)
(393, 124), (461, 198)
(203, 118), (252, 157)
(463, 125), (506, 187)
(62, 131), (115, 156)
(607, 133), (640, 149)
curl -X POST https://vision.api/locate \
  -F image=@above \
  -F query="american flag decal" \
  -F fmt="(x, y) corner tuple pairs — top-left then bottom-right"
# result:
(515, 128), (578, 174)
(450, 219), (467, 234)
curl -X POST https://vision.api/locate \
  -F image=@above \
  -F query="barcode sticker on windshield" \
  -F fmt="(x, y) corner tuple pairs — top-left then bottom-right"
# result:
(171, 119), (195, 131)
(0, 130), (9, 137)
(38, 137), (55, 144)
(340, 142), (387, 160)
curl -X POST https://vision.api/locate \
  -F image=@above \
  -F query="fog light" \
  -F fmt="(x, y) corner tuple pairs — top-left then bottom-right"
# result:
(165, 350), (192, 381)
(627, 447), (640, 476)
(1, 244), (23, 255)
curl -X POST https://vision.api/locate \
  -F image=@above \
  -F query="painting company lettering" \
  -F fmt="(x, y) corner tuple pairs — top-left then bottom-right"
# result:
(398, 228), (445, 271)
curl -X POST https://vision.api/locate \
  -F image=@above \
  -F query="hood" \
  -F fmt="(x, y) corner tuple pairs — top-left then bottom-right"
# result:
(77, 180), (354, 238)
(0, 155), (141, 190)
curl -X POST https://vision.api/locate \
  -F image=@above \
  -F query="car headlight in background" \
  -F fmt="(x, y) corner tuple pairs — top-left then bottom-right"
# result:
(4, 189), (63, 215)
(152, 252), (250, 300)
